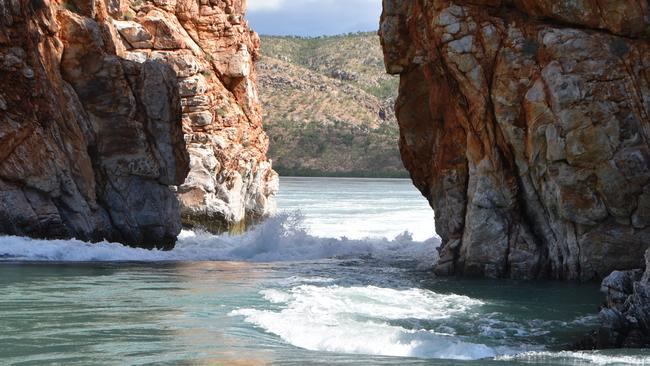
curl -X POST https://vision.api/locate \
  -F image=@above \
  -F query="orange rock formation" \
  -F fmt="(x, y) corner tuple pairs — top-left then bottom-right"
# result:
(380, 0), (650, 280)
(0, 0), (276, 247)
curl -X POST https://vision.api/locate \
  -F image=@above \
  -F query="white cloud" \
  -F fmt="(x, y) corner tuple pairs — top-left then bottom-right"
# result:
(247, 0), (382, 36)
(248, 0), (285, 11)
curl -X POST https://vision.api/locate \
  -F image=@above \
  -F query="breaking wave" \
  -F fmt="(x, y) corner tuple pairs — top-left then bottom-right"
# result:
(496, 351), (650, 365)
(0, 213), (440, 266)
(230, 284), (528, 360)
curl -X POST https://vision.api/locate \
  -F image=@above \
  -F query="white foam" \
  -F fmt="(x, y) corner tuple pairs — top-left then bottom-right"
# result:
(0, 213), (440, 266)
(275, 276), (336, 286)
(496, 351), (650, 365)
(230, 284), (525, 360)
(261, 289), (293, 303)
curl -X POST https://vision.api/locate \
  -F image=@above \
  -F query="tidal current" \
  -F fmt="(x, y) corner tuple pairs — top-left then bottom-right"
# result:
(1, 177), (648, 365)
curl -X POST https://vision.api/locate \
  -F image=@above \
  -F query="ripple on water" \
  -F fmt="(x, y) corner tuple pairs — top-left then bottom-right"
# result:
(496, 351), (650, 365)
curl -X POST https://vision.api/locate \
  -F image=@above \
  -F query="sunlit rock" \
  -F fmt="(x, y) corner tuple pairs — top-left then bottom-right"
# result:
(0, 0), (277, 247)
(380, 0), (650, 280)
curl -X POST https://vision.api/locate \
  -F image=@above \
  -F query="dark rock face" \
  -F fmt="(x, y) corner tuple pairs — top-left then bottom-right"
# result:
(380, 0), (650, 280)
(574, 249), (650, 349)
(0, 0), (189, 249)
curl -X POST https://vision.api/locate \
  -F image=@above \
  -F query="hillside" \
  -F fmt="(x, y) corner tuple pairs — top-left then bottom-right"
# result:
(257, 32), (406, 177)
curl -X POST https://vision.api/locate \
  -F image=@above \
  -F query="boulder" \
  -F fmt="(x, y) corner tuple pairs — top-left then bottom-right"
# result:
(575, 249), (650, 349)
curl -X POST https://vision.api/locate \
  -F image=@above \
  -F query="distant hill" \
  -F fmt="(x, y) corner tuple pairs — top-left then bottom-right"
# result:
(257, 32), (407, 178)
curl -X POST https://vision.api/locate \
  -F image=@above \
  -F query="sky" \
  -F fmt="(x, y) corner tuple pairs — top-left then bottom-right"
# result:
(247, 0), (382, 37)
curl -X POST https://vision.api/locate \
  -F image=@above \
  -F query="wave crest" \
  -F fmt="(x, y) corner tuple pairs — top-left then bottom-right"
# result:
(230, 284), (522, 360)
(0, 213), (440, 266)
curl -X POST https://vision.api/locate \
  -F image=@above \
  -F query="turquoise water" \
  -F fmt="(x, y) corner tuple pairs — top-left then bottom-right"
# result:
(276, 177), (436, 241)
(0, 178), (649, 365)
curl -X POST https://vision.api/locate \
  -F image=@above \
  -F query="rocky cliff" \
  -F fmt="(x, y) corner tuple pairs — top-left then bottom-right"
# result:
(380, 0), (650, 280)
(109, 0), (278, 233)
(0, 0), (276, 247)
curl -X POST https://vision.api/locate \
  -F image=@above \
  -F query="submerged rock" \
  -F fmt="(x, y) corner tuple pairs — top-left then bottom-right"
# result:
(380, 0), (650, 280)
(574, 249), (650, 349)
(0, 0), (276, 248)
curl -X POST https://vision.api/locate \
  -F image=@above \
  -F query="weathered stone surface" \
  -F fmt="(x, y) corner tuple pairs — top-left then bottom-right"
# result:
(113, 20), (153, 48)
(380, 0), (650, 280)
(0, 0), (190, 249)
(107, 0), (278, 231)
(0, 0), (276, 246)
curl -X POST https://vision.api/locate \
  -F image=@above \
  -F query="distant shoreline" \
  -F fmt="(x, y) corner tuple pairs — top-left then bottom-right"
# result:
(274, 167), (409, 179)
(278, 176), (412, 181)
(257, 31), (379, 39)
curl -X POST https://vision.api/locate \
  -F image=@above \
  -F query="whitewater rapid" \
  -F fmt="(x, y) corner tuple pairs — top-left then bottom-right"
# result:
(228, 276), (611, 362)
(0, 213), (440, 266)
(230, 284), (512, 360)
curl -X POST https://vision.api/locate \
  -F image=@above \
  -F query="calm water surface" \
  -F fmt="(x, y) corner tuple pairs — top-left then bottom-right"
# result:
(0, 177), (648, 365)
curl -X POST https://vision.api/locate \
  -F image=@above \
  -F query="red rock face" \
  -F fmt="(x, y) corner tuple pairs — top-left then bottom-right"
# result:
(0, 0), (276, 247)
(107, 0), (278, 232)
(0, 0), (190, 249)
(380, 0), (650, 280)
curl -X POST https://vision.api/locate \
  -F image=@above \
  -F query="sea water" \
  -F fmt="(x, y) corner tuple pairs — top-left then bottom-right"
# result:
(0, 177), (648, 365)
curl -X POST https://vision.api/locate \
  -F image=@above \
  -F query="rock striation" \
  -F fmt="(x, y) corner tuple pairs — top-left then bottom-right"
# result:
(0, 0), (276, 247)
(380, 0), (650, 280)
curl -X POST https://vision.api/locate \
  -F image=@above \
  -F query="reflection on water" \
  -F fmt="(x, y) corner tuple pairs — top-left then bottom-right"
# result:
(0, 262), (273, 365)
(2, 261), (647, 366)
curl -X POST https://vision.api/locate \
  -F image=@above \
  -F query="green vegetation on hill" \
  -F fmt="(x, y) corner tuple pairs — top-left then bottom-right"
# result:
(261, 32), (398, 100)
(258, 32), (407, 178)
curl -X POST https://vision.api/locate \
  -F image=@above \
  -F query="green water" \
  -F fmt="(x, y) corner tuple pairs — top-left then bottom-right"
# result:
(0, 261), (648, 365)
(0, 178), (648, 365)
